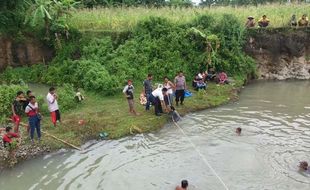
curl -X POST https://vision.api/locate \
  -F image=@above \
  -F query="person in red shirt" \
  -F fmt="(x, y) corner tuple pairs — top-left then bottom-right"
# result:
(25, 96), (41, 143)
(2, 126), (20, 148)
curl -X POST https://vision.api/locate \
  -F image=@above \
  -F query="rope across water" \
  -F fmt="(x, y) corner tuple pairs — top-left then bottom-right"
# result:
(172, 117), (230, 190)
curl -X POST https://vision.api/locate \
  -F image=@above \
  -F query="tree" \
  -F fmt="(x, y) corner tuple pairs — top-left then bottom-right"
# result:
(25, 0), (55, 36)
(0, 0), (28, 34)
(25, 0), (78, 37)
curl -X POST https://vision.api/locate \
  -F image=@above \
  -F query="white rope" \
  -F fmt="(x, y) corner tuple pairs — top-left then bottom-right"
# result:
(172, 119), (229, 190)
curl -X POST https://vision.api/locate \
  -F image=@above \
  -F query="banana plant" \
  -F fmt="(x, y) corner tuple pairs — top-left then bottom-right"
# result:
(189, 27), (220, 67)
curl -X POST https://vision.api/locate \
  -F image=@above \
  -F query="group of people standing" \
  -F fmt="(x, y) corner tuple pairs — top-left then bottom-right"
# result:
(123, 71), (187, 117)
(1, 87), (61, 148)
(245, 14), (309, 28)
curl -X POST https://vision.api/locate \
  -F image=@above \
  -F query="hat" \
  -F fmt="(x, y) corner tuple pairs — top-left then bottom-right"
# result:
(248, 16), (254, 19)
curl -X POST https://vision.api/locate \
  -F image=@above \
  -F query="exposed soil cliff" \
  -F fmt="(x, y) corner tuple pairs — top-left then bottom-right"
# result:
(245, 28), (310, 80)
(0, 37), (54, 70)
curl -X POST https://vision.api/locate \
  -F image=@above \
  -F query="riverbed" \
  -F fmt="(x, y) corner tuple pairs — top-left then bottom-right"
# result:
(0, 80), (310, 190)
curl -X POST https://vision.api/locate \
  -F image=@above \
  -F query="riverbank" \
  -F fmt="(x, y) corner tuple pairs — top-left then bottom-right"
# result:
(0, 79), (244, 170)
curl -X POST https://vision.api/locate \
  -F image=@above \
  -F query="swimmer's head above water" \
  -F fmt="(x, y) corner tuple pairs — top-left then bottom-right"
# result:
(236, 127), (242, 135)
(176, 180), (188, 190)
(299, 161), (308, 171)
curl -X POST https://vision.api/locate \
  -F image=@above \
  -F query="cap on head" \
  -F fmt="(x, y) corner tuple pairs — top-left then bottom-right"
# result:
(181, 180), (188, 188)
(248, 16), (254, 19)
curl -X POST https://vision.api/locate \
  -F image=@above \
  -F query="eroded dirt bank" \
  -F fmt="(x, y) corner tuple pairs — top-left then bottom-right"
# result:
(245, 28), (310, 80)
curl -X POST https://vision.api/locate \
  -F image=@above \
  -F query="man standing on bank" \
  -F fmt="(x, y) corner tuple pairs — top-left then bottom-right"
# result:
(46, 87), (61, 127)
(143, 74), (153, 111)
(174, 71), (186, 106)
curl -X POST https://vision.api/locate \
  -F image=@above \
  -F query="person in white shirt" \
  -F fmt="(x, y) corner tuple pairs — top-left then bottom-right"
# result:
(149, 87), (170, 116)
(46, 87), (61, 127)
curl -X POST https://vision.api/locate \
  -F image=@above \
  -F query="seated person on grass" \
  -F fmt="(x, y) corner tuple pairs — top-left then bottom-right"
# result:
(290, 14), (297, 27)
(258, 15), (270, 28)
(2, 126), (20, 148)
(206, 67), (217, 81)
(75, 89), (85, 103)
(217, 71), (229, 85)
(192, 74), (201, 88)
(196, 78), (207, 91)
(298, 14), (309, 27)
(245, 16), (255, 28)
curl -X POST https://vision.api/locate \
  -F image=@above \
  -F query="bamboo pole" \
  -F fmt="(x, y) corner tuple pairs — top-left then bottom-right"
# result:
(41, 131), (81, 151)
(6, 118), (81, 151)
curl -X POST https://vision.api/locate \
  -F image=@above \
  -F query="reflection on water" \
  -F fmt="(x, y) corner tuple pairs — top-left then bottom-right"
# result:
(1, 80), (310, 190)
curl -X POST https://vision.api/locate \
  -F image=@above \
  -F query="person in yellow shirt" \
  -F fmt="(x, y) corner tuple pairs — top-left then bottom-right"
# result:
(258, 15), (270, 28)
(298, 14), (309, 27)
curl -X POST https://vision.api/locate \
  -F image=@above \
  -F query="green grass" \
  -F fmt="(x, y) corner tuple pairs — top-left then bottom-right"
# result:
(35, 80), (241, 150)
(69, 4), (310, 31)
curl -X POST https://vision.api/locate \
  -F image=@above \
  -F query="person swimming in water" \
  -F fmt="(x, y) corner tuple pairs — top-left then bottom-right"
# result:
(176, 180), (188, 190)
(236, 127), (242, 135)
(299, 161), (309, 172)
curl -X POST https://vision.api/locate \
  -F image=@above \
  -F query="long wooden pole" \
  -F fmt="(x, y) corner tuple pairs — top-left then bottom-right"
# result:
(6, 118), (81, 151)
(41, 131), (81, 151)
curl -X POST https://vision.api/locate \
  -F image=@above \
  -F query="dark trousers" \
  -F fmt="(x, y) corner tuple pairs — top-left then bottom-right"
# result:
(145, 93), (151, 110)
(29, 115), (41, 140)
(175, 89), (185, 104)
(149, 95), (163, 115)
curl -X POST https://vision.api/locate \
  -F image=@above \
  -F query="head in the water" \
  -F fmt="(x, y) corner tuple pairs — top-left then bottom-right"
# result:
(236, 127), (242, 135)
(176, 180), (188, 190)
(299, 161), (309, 171)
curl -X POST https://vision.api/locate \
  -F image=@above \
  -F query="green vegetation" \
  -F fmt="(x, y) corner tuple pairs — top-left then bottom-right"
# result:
(0, 83), (76, 123)
(4, 1), (301, 151)
(69, 4), (310, 31)
(39, 82), (241, 149)
(1, 15), (256, 94)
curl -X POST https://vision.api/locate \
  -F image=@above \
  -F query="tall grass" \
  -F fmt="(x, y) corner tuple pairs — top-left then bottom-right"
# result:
(69, 3), (310, 31)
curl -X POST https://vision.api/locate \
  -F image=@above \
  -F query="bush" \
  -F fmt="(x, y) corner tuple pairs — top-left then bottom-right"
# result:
(0, 14), (256, 96)
(57, 84), (77, 112)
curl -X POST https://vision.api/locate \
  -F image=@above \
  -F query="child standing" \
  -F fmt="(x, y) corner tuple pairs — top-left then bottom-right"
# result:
(123, 80), (138, 115)
(11, 91), (27, 133)
(25, 96), (41, 143)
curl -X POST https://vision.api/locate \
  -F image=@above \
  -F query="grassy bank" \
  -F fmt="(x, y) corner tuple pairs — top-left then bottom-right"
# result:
(33, 80), (242, 150)
(69, 4), (310, 31)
